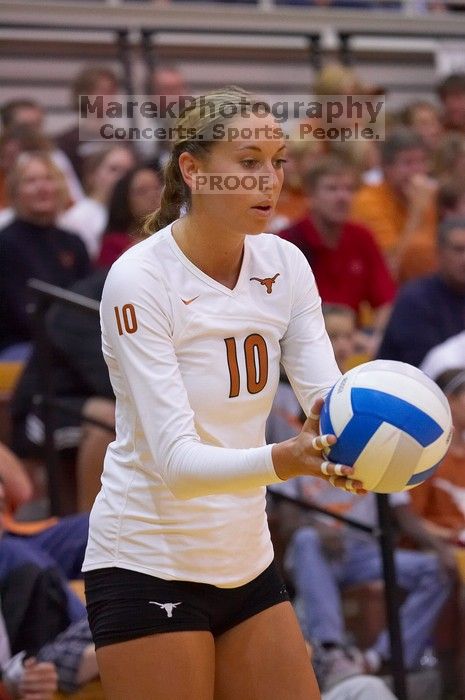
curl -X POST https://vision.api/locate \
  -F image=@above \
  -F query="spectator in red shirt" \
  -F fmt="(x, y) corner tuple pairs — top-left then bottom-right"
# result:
(280, 156), (396, 354)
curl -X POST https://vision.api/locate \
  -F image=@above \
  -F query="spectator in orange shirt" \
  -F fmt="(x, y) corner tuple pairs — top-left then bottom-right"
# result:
(410, 368), (465, 545)
(270, 141), (319, 233)
(350, 128), (438, 284)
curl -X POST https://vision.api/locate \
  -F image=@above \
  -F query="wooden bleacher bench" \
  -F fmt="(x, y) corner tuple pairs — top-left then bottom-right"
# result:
(54, 679), (104, 700)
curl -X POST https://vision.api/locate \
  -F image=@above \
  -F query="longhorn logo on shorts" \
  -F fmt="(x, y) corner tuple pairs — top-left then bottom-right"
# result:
(249, 273), (280, 294)
(149, 601), (182, 617)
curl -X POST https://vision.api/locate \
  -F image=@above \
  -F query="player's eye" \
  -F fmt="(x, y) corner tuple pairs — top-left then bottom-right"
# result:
(241, 159), (259, 169)
(273, 158), (287, 168)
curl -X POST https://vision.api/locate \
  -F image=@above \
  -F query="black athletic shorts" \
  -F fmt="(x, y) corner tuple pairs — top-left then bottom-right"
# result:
(84, 561), (290, 650)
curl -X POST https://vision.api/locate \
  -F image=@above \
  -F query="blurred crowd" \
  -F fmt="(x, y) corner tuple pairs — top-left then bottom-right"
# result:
(1, 58), (465, 698)
(129, 0), (465, 10)
(273, 0), (465, 9)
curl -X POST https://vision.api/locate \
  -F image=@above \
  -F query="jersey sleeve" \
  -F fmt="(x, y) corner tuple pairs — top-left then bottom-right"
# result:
(280, 245), (341, 415)
(101, 256), (282, 500)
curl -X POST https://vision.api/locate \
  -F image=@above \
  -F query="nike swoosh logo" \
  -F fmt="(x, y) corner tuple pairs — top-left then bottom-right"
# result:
(181, 295), (200, 305)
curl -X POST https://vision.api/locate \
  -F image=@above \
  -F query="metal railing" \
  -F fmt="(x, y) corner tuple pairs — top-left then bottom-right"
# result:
(2, 1), (465, 43)
(3, 0), (465, 11)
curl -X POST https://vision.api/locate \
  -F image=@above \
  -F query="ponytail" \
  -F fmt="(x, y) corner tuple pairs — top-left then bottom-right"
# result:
(144, 147), (188, 235)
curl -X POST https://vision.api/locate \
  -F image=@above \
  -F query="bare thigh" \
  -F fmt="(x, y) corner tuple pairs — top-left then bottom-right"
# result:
(96, 631), (215, 700)
(214, 601), (321, 700)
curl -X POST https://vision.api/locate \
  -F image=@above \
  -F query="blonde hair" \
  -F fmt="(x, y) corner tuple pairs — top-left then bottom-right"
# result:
(144, 85), (256, 234)
(7, 151), (70, 212)
(313, 62), (364, 97)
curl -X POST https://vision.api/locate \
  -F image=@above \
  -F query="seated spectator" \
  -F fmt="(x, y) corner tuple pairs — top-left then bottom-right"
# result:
(321, 303), (367, 371)
(10, 268), (115, 512)
(0, 441), (89, 579)
(420, 331), (465, 379)
(0, 152), (90, 361)
(319, 62), (383, 176)
(309, 640), (396, 699)
(265, 302), (356, 447)
(97, 164), (162, 267)
(437, 72), (465, 134)
(437, 177), (465, 219)
(0, 98), (43, 131)
(0, 520), (86, 645)
(402, 100), (444, 161)
(434, 132), (465, 181)
(58, 145), (137, 260)
(2, 617), (97, 698)
(270, 475), (452, 676)
(0, 610), (58, 700)
(56, 65), (120, 182)
(0, 125), (62, 228)
(150, 63), (186, 99)
(409, 368), (465, 546)
(378, 217), (465, 366)
(0, 98), (84, 204)
(270, 141), (316, 233)
(0, 478), (98, 695)
(143, 63), (188, 167)
(280, 156), (395, 352)
(350, 128), (438, 283)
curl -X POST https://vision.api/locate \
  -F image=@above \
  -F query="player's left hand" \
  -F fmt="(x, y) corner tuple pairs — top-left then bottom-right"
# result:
(271, 397), (367, 494)
(302, 397), (367, 495)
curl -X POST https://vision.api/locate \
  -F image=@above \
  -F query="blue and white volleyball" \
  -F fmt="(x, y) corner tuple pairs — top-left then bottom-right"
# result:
(319, 360), (453, 493)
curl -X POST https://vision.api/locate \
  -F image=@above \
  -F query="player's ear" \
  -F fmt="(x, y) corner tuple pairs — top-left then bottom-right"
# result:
(178, 151), (204, 192)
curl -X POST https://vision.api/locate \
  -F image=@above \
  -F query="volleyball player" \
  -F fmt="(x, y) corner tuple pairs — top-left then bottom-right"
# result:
(83, 87), (365, 699)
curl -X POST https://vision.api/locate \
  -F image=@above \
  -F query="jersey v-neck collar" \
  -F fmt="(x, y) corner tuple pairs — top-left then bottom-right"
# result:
(167, 222), (250, 297)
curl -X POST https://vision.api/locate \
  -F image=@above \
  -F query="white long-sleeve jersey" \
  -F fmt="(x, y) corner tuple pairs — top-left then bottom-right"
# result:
(82, 223), (341, 587)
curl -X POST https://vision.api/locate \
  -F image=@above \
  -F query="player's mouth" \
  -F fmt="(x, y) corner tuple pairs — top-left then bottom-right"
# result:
(251, 202), (273, 216)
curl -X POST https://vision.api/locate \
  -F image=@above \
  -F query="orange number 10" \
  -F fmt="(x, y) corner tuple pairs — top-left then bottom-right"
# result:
(114, 304), (138, 335)
(224, 334), (268, 398)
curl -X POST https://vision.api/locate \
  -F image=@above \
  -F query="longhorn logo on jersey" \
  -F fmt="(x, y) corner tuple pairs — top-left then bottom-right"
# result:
(249, 273), (280, 294)
(149, 601), (183, 617)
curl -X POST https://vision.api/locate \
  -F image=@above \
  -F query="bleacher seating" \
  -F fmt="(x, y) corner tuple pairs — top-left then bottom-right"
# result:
(1, 0), (464, 134)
